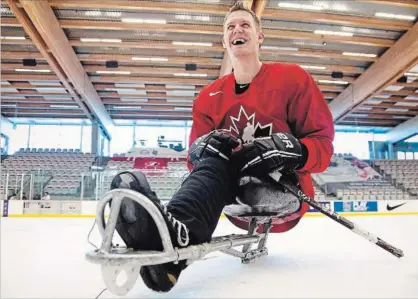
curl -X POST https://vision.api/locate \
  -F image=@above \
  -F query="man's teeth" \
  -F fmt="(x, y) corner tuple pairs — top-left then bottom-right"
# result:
(232, 39), (246, 45)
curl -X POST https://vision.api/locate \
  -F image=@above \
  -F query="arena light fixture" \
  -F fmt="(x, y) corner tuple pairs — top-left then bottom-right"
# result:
(405, 72), (418, 77)
(261, 45), (299, 51)
(174, 107), (192, 111)
(278, 2), (323, 11)
(172, 41), (213, 47)
(84, 11), (102, 17)
(115, 83), (145, 88)
(300, 65), (326, 70)
(29, 81), (61, 86)
(173, 73), (207, 77)
(121, 18), (167, 24)
(374, 94), (391, 99)
(384, 85), (404, 91)
(50, 105), (79, 108)
(80, 38), (122, 43)
(395, 102), (418, 107)
(15, 69), (51, 73)
(375, 12), (415, 21)
(101, 38), (123, 43)
(1, 87), (18, 93)
(104, 11), (122, 18)
(96, 70), (131, 75)
(131, 57), (168, 62)
(175, 14), (211, 22)
(166, 84), (195, 90)
(1, 36), (26, 40)
(386, 108), (409, 113)
(343, 52), (377, 58)
(314, 30), (353, 37)
(115, 106), (142, 109)
(120, 98), (148, 102)
(318, 79), (348, 85)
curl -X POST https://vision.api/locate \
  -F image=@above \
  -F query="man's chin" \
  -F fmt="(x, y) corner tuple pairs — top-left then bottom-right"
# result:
(232, 51), (257, 60)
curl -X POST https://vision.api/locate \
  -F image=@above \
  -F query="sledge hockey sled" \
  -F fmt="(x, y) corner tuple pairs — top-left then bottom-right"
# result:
(86, 172), (404, 296)
(85, 184), (297, 296)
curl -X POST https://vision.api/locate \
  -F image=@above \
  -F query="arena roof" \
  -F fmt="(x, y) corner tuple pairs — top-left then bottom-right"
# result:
(1, 0), (418, 140)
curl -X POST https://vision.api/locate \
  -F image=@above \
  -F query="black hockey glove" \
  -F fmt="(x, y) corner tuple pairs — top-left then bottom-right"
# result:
(232, 133), (308, 177)
(188, 130), (240, 167)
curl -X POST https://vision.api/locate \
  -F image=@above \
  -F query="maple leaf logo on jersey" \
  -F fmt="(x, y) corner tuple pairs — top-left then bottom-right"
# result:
(227, 106), (273, 143)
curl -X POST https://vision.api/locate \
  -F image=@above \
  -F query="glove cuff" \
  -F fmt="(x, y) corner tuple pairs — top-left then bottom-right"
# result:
(295, 142), (309, 170)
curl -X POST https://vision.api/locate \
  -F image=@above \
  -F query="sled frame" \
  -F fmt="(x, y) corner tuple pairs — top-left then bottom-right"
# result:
(85, 189), (274, 295)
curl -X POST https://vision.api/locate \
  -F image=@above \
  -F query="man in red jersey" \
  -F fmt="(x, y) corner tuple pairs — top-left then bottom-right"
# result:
(111, 1), (334, 293)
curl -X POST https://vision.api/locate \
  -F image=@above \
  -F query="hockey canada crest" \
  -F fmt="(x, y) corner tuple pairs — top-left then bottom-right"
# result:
(226, 106), (273, 143)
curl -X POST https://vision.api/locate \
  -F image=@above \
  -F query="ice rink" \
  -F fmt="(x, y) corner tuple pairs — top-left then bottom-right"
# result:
(1, 215), (418, 298)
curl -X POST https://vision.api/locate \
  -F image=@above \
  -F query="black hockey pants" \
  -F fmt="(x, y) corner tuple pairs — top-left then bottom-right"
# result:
(165, 157), (239, 244)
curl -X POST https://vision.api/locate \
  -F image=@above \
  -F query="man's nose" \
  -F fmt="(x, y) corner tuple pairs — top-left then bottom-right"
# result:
(233, 25), (244, 33)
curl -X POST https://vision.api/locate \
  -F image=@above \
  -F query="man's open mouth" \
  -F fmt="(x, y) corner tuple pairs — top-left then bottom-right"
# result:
(232, 38), (247, 46)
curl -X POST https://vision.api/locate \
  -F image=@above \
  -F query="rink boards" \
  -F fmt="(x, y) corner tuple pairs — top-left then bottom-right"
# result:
(1, 199), (418, 218)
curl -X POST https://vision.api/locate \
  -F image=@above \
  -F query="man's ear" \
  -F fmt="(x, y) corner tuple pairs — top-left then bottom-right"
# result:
(257, 30), (264, 45)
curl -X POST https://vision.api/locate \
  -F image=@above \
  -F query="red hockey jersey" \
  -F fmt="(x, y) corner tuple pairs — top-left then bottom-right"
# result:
(188, 63), (335, 232)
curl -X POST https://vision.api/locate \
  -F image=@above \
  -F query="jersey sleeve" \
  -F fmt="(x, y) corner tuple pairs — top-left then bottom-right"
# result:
(287, 66), (335, 174)
(187, 92), (215, 170)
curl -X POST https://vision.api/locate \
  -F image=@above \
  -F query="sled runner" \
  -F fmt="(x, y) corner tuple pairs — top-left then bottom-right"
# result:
(85, 171), (404, 296)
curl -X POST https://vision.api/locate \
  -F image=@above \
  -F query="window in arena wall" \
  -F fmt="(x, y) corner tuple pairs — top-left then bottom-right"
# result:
(109, 126), (134, 155)
(29, 125), (81, 150)
(134, 126), (186, 149)
(333, 132), (385, 160)
(405, 152), (414, 159)
(7, 124), (30, 154)
(397, 152), (406, 160)
(81, 125), (92, 153)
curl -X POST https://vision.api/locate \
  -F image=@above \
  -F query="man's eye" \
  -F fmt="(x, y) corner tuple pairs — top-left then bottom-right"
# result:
(242, 23), (249, 28)
(228, 25), (234, 30)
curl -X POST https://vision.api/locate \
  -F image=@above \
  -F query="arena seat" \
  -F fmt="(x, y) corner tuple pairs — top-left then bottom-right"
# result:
(1, 148), (95, 197)
(374, 159), (418, 196)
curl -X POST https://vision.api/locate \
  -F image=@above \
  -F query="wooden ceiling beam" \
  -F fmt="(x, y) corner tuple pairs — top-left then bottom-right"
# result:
(1, 98), (74, 104)
(0, 16), (381, 48)
(1, 43), (379, 62)
(1, 52), (366, 74)
(47, 0), (229, 14)
(356, 103), (418, 109)
(19, 0), (114, 139)
(385, 116), (418, 142)
(47, 0), (412, 31)
(1, 102), (81, 109)
(358, 0), (418, 8)
(368, 96), (418, 103)
(261, 8), (411, 31)
(328, 21), (418, 123)
(7, 0), (93, 123)
(3, 82), (200, 95)
(350, 109), (418, 116)
(57, 19), (394, 48)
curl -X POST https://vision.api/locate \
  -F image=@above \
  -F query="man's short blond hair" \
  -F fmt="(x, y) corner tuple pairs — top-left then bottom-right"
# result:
(223, 1), (261, 30)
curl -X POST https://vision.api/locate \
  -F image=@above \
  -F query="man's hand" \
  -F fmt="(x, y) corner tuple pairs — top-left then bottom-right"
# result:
(188, 130), (240, 167)
(232, 133), (308, 177)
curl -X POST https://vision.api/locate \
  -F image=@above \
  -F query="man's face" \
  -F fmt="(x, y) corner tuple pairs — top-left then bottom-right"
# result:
(223, 10), (263, 59)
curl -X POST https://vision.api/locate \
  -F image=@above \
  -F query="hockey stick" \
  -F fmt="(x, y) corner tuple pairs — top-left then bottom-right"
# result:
(269, 172), (404, 258)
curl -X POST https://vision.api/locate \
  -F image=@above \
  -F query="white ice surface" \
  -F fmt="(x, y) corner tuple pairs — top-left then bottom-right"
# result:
(1, 215), (418, 298)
